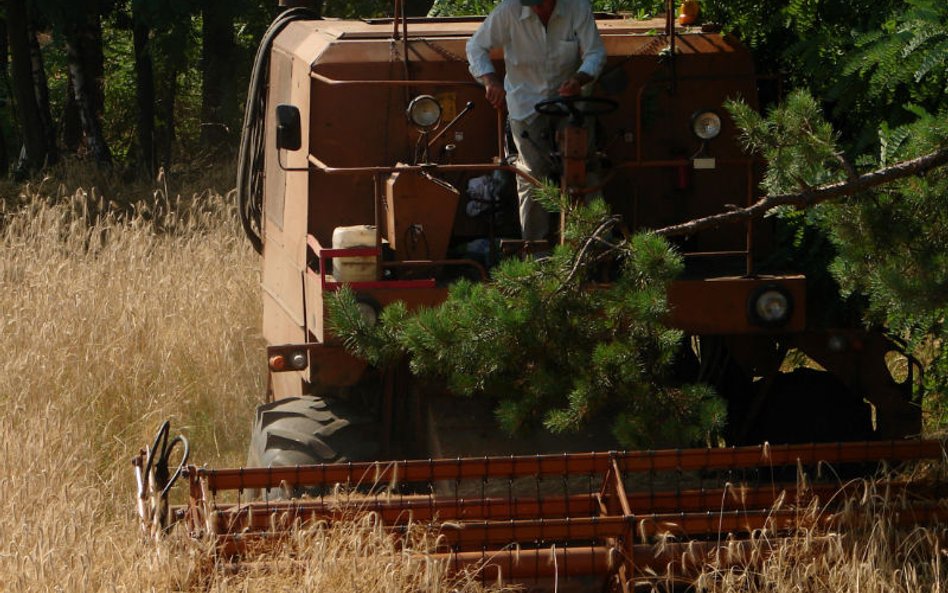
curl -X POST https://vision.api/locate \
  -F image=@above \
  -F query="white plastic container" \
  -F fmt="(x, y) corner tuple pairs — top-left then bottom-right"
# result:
(331, 225), (377, 282)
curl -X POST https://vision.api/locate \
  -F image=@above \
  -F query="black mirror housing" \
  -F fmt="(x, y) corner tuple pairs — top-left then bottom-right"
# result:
(275, 104), (302, 151)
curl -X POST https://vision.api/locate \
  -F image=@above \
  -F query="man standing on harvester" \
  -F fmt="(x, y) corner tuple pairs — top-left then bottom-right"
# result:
(466, 0), (606, 241)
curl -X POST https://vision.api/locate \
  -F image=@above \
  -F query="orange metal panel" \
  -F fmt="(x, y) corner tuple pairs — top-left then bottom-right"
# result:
(667, 275), (806, 334)
(206, 494), (602, 532)
(308, 342), (366, 387)
(435, 510), (815, 549)
(385, 171), (460, 261)
(386, 537), (832, 582)
(261, 240), (305, 337)
(264, 48), (292, 234)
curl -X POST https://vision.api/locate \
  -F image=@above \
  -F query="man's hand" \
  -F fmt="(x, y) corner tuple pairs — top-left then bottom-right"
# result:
(558, 72), (593, 97)
(480, 73), (505, 109)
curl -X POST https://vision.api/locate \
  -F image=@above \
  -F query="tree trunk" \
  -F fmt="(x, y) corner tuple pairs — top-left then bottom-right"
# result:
(155, 20), (188, 169)
(0, 17), (11, 176)
(155, 67), (177, 169)
(61, 74), (83, 152)
(201, 0), (237, 149)
(79, 12), (105, 121)
(63, 17), (112, 166)
(7, 0), (49, 174)
(133, 7), (155, 176)
(28, 15), (57, 165)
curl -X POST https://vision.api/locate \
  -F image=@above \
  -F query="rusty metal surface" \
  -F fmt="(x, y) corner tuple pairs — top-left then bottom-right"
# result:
(132, 439), (947, 591)
(193, 439), (943, 492)
(385, 171), (459, 260)
(193, 479), (943, 533)
(260, 11), (805, 404)
(666, 274), (806, 334)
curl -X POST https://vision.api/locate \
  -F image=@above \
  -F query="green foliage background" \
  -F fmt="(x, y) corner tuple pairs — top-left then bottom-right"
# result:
(708, 0), (948, 426)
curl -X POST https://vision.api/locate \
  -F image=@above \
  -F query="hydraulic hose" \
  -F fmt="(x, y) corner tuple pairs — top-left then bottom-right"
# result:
(237, 7), (320, 254)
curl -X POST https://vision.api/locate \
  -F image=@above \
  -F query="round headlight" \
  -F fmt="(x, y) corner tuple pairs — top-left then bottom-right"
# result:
(748, 286), (793, 326)
(692, 111), (722, 140)
(288, 351), (308, 370)
(407, 95), (442, 130)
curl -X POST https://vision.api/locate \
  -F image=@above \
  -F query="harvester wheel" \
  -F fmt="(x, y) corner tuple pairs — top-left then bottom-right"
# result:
(246, 395), (379, 497)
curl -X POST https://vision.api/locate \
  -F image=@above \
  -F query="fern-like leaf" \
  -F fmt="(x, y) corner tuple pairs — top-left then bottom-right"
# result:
(914, 38), (948, 82)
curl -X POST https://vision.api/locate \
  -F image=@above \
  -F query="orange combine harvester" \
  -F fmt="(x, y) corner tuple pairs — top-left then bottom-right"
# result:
(134, 1), (944, 589)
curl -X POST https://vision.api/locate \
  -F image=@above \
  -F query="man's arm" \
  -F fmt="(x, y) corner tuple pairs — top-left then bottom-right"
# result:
(466, 6), (509, 110)
(478, 72), (506, 109)
(558, 71), (594, 97)
(558, 1), (605, 96)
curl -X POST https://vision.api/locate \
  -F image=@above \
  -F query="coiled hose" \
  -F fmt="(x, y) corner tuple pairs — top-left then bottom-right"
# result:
(236, 7), (320, 254)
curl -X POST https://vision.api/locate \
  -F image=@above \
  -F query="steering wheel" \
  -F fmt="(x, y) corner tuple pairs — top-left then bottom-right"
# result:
(534, 96), (619, 123)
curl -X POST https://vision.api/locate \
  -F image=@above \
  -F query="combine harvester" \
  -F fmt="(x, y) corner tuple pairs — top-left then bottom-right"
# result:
(135, 0), (946, 589)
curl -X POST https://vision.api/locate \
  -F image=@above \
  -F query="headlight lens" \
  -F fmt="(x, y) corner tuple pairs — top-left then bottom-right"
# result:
(755, 290), (788, 322)
(288, 351), (308, 370)
(407, 95), (442, 130)
(692, 111), (722, 140)
(748, 286), (793, 326)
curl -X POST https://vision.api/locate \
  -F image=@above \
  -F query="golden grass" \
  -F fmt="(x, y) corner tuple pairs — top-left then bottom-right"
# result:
(0, 173), (499, 592)
(0, 174), (262, 591)
(0, 170), (944, 592)
(208, 512), (505, 593)
(694, 477), (948, 593)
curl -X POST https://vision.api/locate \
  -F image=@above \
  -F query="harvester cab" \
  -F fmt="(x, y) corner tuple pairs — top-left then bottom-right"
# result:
(234, 0), (922, 469)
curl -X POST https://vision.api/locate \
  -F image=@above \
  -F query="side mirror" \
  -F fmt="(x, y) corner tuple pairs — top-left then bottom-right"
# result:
(275, 104), (301, 151)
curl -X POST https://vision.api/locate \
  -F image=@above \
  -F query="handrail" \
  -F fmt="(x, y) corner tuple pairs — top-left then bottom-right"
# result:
(307, 154), (542, 186)
(311, 71), (481, 88)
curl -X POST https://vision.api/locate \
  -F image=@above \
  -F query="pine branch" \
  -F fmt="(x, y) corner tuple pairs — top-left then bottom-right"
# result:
(556, 214), (622, 293)
(655, 146), (948, 237)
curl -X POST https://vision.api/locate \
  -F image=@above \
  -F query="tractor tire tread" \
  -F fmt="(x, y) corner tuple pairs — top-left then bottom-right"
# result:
(248, 395), (378, 467)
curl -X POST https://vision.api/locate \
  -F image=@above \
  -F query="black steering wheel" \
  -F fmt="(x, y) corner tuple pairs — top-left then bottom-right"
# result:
(534, 96), (619, 124)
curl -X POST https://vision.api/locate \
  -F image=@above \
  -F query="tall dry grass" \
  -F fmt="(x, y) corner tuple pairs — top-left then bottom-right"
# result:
(0, 172), (495, 592)
(695, 477), (947, 593)
(0, 172), (262, 591)
(0, 169), (944, 592)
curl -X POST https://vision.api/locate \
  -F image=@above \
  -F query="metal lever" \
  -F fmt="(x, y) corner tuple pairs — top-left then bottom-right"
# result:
(428, 101), (475, 147)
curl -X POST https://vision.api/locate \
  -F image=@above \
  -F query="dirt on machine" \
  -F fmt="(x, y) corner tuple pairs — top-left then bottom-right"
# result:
(133, 1), (944, 590)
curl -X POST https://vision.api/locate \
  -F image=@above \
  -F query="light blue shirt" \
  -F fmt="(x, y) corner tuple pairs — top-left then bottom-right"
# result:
(466, 0), (606, 121)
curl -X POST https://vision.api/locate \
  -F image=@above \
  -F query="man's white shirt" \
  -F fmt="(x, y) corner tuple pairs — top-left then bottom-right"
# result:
(466, 0), (606, 122)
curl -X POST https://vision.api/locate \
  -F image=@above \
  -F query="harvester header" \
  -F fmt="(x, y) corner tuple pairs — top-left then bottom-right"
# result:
(134, 428), (948, 590)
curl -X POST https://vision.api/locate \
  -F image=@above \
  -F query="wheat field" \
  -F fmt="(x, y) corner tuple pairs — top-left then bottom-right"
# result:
(0, 171), (944, 592)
